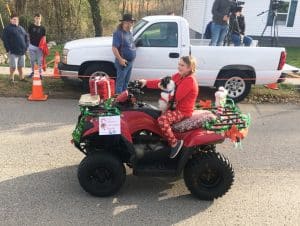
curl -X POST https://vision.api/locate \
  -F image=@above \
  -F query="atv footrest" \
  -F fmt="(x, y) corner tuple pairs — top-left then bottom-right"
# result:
(133, 168), (177, 177)
(133, 162), (178, 177)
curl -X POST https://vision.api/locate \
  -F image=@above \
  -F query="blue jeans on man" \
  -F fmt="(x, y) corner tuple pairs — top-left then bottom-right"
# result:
(209, 22), (229, 46)
(115, 60), (133, 94)
(231, 33), (252, 46)
(28, 44), (43, 76)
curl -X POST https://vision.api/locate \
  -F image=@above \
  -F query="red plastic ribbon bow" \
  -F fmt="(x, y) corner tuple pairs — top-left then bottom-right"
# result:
(199, 100), (212, 109)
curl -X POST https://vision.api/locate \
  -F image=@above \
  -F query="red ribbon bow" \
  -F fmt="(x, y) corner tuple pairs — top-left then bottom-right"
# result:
(225, 125), (245, 143)
(199, 100), (212, 109)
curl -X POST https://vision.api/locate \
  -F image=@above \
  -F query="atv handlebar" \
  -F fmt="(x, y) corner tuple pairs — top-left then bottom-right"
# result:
(128, 80), (144, 95)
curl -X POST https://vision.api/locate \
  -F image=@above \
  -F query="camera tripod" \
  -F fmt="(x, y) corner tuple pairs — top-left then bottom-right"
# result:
(258, 9), (279, 46)
(224, 15), (241, 46)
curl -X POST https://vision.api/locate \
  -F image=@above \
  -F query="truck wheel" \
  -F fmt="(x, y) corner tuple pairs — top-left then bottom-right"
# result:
(216, 70), (252, 102)
(82, 63), (116, 92)
(77, 152), (126, 197)
(183, 150), (234, 200)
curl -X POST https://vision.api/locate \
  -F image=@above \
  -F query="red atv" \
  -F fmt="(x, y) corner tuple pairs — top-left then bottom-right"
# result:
(72, 81), (249, 200)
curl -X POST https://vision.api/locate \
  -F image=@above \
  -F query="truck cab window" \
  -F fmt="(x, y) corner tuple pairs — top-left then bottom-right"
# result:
(138, 22), (178, 47)
(133, 19), (148, 36)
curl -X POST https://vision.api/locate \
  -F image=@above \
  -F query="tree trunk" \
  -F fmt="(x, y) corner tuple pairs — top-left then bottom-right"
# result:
(122, 0), (126, 15)
(88, 0), (103, 37)
(14, 0), (27, 15)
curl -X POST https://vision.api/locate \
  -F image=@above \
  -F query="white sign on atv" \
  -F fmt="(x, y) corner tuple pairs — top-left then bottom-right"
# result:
(99, 115), (121, 135)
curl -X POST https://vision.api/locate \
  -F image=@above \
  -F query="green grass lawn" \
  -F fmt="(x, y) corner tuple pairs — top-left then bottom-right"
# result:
(286, 47), (300, 68)
(0, 73), (81, 99)
(44, 44), (63, 67)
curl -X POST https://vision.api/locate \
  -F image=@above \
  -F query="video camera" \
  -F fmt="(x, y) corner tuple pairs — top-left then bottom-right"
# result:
(271, 0), (285, 11)
(230, 0), (245, 14)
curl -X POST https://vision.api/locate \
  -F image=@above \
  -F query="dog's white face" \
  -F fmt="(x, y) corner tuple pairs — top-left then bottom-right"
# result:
(160, 76), (175, 92)
(165, 80), (175, 91)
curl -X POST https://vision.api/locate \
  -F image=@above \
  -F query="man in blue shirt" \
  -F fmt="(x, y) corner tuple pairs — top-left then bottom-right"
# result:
(112, 14), (136, 94)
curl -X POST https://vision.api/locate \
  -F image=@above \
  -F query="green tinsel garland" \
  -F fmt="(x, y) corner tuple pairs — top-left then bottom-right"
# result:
(196, 98), (251, 133)
(72, 98), (120, 144)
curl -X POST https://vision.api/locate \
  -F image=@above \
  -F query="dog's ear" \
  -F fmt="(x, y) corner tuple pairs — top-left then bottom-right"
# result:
(166, 76), (171, 83)
(160, 77), (167, 89)
(160, 76), (173, 89)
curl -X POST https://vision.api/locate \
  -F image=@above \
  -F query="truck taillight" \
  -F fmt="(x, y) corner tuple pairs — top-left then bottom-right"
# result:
(277, 51), (286, 70)
(62, 48), (69, 64)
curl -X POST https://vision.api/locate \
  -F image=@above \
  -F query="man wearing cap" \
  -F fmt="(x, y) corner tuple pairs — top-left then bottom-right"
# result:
(229, 6), (252, 46)
(112, 13), (137, 94)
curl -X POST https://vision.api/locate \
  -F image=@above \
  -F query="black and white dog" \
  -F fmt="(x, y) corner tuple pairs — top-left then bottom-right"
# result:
(158, 76), (175, 112)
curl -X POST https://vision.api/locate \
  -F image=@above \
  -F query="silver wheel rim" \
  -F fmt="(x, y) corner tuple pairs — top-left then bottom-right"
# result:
(91, 71), (108, 77)
(224, 76), (246, 99)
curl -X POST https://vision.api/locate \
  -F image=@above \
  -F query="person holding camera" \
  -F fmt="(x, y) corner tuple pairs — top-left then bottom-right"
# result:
(210, 0), (233, 46)
(112, 14), (137, 94)
(229, 6), (253, 46)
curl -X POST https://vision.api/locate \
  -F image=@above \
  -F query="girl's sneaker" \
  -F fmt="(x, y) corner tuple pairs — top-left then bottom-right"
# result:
(169, 140), (183, 159)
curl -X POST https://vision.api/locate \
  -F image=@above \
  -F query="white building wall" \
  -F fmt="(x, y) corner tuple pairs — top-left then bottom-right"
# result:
(183, 0), (213, 33)
(242, 0), (271, 36)
(183, 0), (300, 38)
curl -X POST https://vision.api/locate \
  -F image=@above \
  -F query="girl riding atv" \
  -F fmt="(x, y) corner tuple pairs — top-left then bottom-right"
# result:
(139, 56), (199, 158)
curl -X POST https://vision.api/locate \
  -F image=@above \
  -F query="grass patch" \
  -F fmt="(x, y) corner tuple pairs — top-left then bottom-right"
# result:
(0, 44), (64, 68)
(0, 74), (81, 99)
(243, 83), (300, 104)
(286, 47), (300, 68)
(44, 44), (64, 67)
(1, 72), (299, 104)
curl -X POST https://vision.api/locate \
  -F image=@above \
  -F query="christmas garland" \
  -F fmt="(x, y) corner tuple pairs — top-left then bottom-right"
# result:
(72, 98), (120, 144)
(196, 99), (251, 144)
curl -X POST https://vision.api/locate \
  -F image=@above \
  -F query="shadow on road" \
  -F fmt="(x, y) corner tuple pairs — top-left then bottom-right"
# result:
(0, 166), (212, 225)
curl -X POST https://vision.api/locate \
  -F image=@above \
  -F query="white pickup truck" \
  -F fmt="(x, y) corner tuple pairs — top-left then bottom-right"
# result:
(59, 15), (286, 102)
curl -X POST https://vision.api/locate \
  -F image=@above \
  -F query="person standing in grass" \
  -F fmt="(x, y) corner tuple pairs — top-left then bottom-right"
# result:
(2, 13), (29, 84)
(27, 13), (46, 79)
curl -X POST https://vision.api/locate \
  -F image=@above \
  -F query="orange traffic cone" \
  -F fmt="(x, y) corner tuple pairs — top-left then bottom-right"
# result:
(53, 51), (60, 78)
(264, 83), (279, 90)
(34, 64), (38, 71)
(28, 74), (48, 101)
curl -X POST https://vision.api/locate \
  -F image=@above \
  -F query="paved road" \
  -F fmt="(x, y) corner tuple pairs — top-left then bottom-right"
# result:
(0, 98), (299, 226)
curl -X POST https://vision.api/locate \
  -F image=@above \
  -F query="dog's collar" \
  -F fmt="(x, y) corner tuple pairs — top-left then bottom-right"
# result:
(161, 90), (173, 94)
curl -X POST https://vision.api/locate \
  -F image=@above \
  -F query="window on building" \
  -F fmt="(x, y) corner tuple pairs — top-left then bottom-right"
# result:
(276, 0), (291, 25)
(267, 0), (298, 27)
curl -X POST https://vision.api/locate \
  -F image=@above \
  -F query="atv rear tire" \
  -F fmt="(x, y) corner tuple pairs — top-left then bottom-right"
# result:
(184, 150), (234, 200)
(77, 152), (126, 197)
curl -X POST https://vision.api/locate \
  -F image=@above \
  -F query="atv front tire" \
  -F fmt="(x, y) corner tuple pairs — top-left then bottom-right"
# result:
(184, 150), (234, 200)
(77, 152), (126, 197)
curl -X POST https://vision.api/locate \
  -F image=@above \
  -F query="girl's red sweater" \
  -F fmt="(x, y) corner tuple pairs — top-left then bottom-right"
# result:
(146, 72), (199, 117)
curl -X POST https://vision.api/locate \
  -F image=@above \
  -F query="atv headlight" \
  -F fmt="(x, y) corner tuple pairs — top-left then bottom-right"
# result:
(62, 48), (69, 64)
